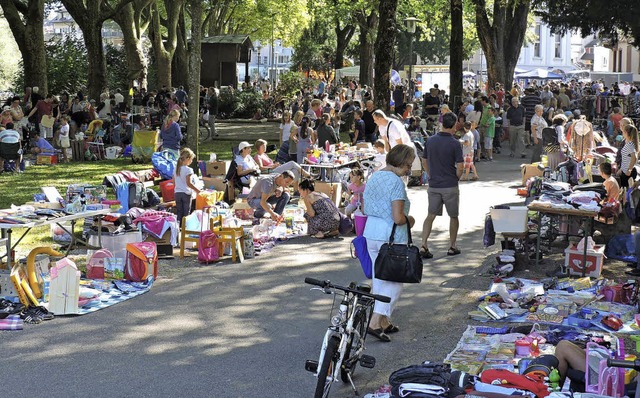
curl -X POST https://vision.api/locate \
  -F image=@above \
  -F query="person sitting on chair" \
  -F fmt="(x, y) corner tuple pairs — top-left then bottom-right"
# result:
(0, 123), (22, 172)
(246, 171), (295, 220)
(236, 141), (261, 188)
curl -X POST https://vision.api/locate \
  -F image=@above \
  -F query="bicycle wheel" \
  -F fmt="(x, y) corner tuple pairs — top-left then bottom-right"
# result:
(198, 125), (210, 144)
(340, 307), (368, 382)
(314, 336), (340, 398)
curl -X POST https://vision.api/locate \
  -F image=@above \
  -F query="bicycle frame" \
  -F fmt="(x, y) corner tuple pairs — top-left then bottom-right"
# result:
(315, 291), (361, 384)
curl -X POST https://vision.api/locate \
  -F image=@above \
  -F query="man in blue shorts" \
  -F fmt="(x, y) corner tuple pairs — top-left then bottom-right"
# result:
(420, 112), (464, 258)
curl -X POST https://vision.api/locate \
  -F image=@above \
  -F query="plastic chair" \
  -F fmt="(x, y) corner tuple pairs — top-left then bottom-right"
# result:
(179, 208), (222, 258)
(212, 224), (244, 263)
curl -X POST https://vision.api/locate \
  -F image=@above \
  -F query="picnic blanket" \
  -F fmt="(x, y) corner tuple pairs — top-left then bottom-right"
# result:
(63, 279), (152, 316)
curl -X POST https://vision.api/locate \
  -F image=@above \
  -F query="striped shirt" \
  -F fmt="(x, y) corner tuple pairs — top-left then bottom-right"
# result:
(620, 141), (637, 173)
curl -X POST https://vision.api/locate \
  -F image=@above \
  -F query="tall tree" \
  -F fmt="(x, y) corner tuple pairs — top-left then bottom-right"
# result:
(332, 0), (356, 70)
(0, 0), (47, 93)
(171, 8), (189, 89)
(355, 8), (377, 86)
(471, 0), (530, 91)
(148, 0), (186, 89)
(449, 0), (463, 108)
(373, 0), (399, 111)
(60, 0), (133, 100)
(185, 0), (203, 158)
(111, 0), (153, 90)
(535, 0), (640, 46)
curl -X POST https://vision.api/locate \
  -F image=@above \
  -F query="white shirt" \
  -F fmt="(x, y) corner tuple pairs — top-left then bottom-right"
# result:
(114, 93), (124, 104)
(530, 114), (547, 139)
(236, 154), (260, 184)
(280, 121), (294, 142)
(380, 119), (411, 147)
(461, 131), (474, 157)
(466, 110), (481, 126)
(174, 165), (194, 195)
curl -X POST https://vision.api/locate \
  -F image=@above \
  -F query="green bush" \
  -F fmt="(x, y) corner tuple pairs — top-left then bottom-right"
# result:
(218, 87), (240, 118)
(233, 91), (265, 118)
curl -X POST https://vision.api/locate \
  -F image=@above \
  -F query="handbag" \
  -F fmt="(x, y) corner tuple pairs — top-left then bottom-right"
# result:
(374, 216), (423, 283)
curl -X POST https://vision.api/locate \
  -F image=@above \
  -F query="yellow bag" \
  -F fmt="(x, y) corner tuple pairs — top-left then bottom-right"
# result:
(195, 190), (224, 210)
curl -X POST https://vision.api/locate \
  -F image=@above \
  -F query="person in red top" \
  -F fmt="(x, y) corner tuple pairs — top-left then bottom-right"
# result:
(610, 107), (623, 136)
(495, 84), (505, 107)
(27, 93), (54, 138)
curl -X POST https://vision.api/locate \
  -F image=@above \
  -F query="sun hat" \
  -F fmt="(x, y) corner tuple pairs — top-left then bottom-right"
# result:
(2, 106), (10, 112)
(238, 141), (253, 151)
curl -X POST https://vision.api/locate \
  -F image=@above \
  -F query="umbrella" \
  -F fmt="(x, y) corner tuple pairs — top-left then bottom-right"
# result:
(390, 70), (401, 85)
(515, 68), (562, 79)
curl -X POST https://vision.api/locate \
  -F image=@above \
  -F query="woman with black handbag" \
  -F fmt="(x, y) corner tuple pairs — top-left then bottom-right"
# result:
(363, 144), (416, 342)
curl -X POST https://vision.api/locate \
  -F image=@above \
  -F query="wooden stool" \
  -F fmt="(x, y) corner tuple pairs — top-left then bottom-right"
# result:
(213, 227), (244, 263)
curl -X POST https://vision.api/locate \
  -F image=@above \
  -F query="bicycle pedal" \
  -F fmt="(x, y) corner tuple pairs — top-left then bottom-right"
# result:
(359, 355), (375, 368)
(305, 360), (318, 373)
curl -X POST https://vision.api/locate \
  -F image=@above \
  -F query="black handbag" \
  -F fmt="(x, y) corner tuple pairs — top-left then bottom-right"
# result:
(374, 217), (423, 283)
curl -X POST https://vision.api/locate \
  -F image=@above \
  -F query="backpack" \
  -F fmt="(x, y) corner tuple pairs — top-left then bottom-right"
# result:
(389, 362), (452, 398)
(480, 369), (550, 398)
(86, 249), (114, 279)
(151, 150), (177, 180)
(144, 189), (161, 207)
(125, 242), (158, 282)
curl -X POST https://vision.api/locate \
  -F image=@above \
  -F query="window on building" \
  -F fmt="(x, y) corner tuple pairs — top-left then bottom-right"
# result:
(554, 34), (562, 58)
(533, 24), (541, 58)
(263, 56), (268, 64)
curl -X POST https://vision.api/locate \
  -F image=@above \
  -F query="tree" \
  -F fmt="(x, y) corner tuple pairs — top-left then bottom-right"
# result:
(330, 0), (356, 70)
(471, 0), (530, 91)
(373, 0), (399, 111)
(60, 0), (134, 100)
(45, 32), (88, 94)
(291, 20), (335, 76)
(0, 0), (47, 93)
(111, 0), (153, 90)
(355, 8), (378, 86)
(449, 0), (463, 108)
(148, 0), (186, 89)
(535, 0), (640, 46)
(185, 0), (203, 158)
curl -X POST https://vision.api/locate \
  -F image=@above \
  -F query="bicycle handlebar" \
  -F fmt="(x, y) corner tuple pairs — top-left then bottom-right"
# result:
(607, 358), (640, 371)
(304, 278), (391, 303)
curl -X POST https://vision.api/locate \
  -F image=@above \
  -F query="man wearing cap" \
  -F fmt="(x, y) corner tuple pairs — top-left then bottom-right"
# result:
(246, 170), (295, 219)
(235, 141), (261, 187)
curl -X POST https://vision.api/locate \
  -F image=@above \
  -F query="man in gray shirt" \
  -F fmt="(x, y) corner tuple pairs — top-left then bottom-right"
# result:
(247, 171), (295, 219)
(506, 97), (526, 158)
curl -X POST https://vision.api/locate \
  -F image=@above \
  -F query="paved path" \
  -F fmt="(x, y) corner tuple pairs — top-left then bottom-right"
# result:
(0, 148), (593, 397)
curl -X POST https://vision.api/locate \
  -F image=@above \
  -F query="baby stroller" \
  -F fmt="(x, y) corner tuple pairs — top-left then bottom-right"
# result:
(131, 130), (158, 163)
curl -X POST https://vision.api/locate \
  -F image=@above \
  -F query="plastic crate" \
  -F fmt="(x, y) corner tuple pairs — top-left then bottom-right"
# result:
(490, 206), (528, 233)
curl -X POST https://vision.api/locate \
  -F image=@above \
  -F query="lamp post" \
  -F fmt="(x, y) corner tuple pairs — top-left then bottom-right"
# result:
(404, 17), (419, 98)
(270, 12), (276, 90)
(274, 50), (279, 89)
(256, 44), (262, 81)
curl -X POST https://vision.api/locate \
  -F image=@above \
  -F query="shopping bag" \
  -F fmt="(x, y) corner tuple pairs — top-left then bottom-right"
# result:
(350, 235), (372, 278)
(198, 206), (219, 263)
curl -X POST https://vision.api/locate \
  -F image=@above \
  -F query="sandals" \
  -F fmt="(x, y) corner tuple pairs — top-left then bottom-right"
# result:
(313, 230), (339, 239)
(447, 247), (461, 256)
(367, 327), (391, 342)
(384, 324), (400, 334)
(419, 246), (433, 259)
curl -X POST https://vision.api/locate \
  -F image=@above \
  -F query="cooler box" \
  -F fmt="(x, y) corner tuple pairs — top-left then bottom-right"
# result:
(564, 244), (605, 278)
(489, 206), (528, 233)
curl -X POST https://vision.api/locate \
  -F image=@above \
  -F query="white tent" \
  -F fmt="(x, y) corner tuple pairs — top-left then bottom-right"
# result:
(335, 66), (360, 81)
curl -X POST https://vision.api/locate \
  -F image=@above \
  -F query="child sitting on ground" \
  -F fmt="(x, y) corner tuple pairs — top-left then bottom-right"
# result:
(460, 122), (479, 181)
(345, 168), (366, 217)
(600, 162), (620, 203)
(373, 139), (387, 170)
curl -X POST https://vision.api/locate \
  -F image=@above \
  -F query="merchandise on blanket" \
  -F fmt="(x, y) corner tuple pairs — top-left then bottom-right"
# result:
(600, 280), (638, 305)
(480, 369), (550, 398)
(77, 286), (101, 307)
(125, 242), (158, 282)
(48, 257), (80, 315)
(492, 249), (516, 277)
(66, 184), (107, 204)
(86, 249), (114, 279)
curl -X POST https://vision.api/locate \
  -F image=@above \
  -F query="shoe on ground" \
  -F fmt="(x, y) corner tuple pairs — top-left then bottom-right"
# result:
(489, 158), (493, 161)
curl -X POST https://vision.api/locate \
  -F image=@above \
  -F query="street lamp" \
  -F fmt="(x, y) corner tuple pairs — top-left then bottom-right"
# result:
(256, 44), (262, 81)
(274, 50), (279, 89)
(404, 17), (419, 97)
(270, 12), (276, 90)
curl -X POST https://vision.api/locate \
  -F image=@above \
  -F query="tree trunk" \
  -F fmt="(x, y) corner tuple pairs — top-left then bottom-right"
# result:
(172, 12), (189, 89)
(186, 1), (203, 159)
(334, 21), (355, 70)
(0, 0), (48, 93)
(373, 0), (398, 112)
(357, 10), (377, 86)
(473, 0), (530, 91)
(111, 1), (152, 89)
(449, 0), (464, 109)
(84, 22), (108, 100)
(149, 0), (185, 90)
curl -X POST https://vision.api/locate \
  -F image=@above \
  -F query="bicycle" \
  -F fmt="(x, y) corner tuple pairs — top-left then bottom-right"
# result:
(606, 357), (640, 398)
(304, 277), (391, 398)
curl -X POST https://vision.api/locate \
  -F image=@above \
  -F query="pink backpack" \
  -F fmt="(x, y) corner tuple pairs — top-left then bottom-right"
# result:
(87, 249), (114, 279)
(198, 207), (219, 263)
(125, 242), (158, 282)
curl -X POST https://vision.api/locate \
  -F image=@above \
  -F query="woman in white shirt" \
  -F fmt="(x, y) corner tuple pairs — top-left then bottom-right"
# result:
(466, 100), (482, 129)
(530, 104), (548, 163)
(279, 110), (294, 146)
(619, 124), (639, 188)
(235, 141), (261, 187)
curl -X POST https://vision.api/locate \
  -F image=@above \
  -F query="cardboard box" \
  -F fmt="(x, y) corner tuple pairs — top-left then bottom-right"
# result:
(564, 244), (605, 278)
(521, 163), (543, 186)
(202, 177), (228, 192)
(315, 182), (343, 207)
(36, 155), (58, 165)
(206, 161), (230, 176)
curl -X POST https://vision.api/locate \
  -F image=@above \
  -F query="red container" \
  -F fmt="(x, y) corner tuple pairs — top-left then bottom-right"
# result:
(159, 180), (175, 202)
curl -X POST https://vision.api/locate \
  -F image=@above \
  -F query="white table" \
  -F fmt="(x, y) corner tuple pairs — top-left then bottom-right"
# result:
(0, 208), (111, 266)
